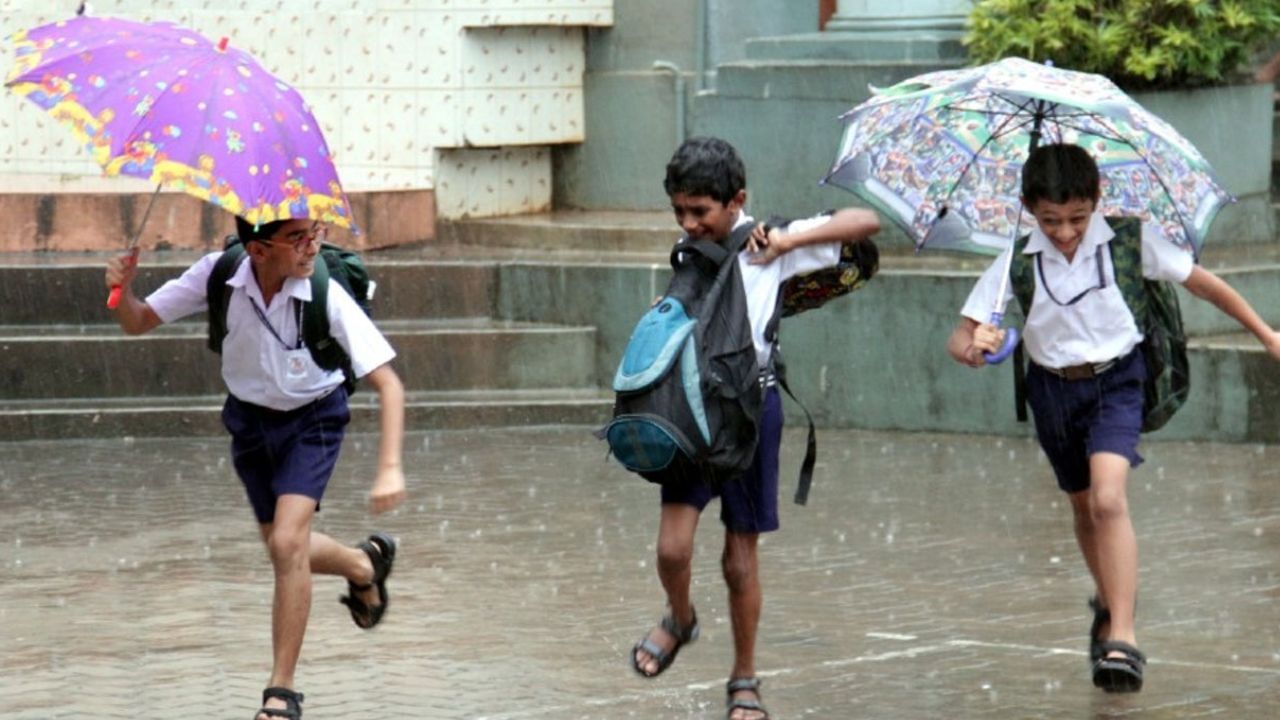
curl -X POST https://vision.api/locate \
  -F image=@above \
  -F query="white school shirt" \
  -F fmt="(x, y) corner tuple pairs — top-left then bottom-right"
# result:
(677, 211), (842, 370)
(145, 252), (396, 411)
(960, 211), (1194, 368)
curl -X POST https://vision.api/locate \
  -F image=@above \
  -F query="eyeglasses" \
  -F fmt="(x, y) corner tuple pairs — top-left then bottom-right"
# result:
(263, 222), (327, 252)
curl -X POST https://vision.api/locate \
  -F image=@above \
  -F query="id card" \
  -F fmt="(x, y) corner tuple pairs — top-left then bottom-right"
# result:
(285, 349), (311, 379)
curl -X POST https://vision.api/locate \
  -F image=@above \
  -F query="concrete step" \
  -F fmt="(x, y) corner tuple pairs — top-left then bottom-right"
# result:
(436, 210), (675, 254)
(713, 59), (962, 101)
(0, 318), (599, 399)
(0, 388), (614, 441)
(744, 32), (967, 64)
(0, 254), (498, 325)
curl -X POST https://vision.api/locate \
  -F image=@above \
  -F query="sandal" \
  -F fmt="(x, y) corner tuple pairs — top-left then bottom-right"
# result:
(254, 687), (303, 719)
(339, 531), (397, 629)
(1092, 640), (1146, 693)
(631, 607), (699, 678)
(726, 677), (770, 720)
(1087, 595), (1110, 663)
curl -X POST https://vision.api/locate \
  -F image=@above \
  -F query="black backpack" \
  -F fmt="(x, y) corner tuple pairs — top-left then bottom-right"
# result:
(206, 234), (373, 392)
(600, 224), (765, 486)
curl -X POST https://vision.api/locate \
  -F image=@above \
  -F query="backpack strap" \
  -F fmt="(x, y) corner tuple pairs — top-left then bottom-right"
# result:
(302, 255), (356, 392)
(206, 238), (248, 355)
(1104, 216), (1146, 322)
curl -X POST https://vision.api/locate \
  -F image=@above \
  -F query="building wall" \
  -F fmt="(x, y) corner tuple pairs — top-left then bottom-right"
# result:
(0, 0), (610, 220)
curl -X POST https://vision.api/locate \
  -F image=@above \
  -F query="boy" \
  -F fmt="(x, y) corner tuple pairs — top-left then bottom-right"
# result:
(947, 143), (1280, 692)
(105, 216), (407, 720)
(630, 136), (880, 720)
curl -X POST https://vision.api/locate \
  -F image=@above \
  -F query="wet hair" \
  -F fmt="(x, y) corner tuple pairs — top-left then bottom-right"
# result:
(663, 136), (746, 204)
(1021, 143), (1100, 206)
(234, 215), (289, 244)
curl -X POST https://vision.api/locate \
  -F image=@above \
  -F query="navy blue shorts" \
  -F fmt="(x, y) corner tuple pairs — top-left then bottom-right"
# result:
(220, 387), (351, 524)
(661, 386), (783, 534)
(1026, 349), (1145, 494)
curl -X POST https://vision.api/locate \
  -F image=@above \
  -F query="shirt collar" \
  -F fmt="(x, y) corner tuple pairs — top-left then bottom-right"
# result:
(225, 253), (314, 304)
(1022, 210), (1113, 260)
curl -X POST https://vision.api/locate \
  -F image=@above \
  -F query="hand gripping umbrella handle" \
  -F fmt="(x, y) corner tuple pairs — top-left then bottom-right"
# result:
(106, 185), (159, 310)
(983, 311), (1020, 365)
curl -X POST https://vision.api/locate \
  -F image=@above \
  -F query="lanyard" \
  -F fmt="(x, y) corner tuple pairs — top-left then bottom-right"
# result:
(249, 296), (303, 350)
(1035, 244), (1106, 307)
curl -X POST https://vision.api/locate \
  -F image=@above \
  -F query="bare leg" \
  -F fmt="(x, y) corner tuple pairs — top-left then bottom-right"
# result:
(723, 531), (765, 720)
(254, 494), (317, 720)
(633, 502), (700, 675)
(1079, 452), (1138, 655)
(309, 531), (379, 607)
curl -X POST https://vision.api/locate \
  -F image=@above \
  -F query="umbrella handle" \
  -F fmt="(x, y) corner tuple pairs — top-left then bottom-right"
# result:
(983, 311), (1020, 365)
(106, 285), (123, 309)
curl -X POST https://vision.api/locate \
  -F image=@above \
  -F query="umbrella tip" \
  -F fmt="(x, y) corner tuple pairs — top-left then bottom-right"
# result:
(76, 1), (91, 15)
(217, 37), (229, 52)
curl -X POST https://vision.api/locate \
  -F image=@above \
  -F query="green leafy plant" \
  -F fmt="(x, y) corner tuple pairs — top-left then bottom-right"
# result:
(965, 0), (1280, 90)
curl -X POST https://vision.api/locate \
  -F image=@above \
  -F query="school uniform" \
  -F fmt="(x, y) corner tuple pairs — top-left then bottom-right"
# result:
(145, 252), (396, 522)
(662, 211), (842, 532)
(960, 211), (1193, 492)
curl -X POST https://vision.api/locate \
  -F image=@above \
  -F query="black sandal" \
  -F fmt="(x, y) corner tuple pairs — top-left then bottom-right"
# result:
(1088, 595), (1110, 663)
(726, 677), (770, 720)
(254, 687), (303, 719)
(1092, 640), (1146, 693)
(339, 531), (396, 629)
(631, 608), (699, 678)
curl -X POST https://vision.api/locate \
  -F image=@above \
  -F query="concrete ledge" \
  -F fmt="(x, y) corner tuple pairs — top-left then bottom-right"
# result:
(0, 319), (599, 399)
(0, 389), (613, 441)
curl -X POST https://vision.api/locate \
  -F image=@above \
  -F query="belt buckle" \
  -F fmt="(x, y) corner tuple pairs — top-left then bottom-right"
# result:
(1061, 364), (1095, 381)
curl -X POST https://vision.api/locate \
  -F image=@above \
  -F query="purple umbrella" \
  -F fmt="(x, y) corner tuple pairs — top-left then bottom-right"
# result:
(7, 14), (356, 300)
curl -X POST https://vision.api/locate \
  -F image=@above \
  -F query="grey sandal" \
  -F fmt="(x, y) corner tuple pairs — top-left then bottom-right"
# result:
(631, 608), (699, 678)
(726, 677), (770, 719)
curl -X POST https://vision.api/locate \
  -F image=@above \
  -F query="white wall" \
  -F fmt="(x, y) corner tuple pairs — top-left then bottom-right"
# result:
(0, 0), (611, 216)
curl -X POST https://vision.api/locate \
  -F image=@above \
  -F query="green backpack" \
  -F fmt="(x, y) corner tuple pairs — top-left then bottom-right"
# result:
(1009, 216), (1189, 432)
(206, 235), (373, 392)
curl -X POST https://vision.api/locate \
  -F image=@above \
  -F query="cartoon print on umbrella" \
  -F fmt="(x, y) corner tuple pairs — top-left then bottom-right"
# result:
(6, 13), (356, 306)
(823, 57), (1233, 362)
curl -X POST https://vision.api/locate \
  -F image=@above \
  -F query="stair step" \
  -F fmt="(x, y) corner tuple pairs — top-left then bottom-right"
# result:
(0, 318), (599, 399)
(714, 59), (963, 101)
(0, 388), (615, 441)
(436, 210), (675, 253)
(744, 32), (967, 63)
(0, 255), (499, 325)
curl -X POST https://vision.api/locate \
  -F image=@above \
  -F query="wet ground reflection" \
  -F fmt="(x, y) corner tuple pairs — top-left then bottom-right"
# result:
(2, 427), (1279, 718)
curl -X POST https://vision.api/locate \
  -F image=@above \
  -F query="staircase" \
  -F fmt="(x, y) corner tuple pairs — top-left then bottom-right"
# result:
(0, 242), (622, 441)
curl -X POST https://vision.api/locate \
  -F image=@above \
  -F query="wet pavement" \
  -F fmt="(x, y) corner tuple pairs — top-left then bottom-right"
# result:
(2, 426), (1280, 719)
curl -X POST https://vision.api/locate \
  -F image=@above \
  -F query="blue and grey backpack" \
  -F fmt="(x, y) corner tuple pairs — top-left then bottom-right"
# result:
(600, 224), (765, 488)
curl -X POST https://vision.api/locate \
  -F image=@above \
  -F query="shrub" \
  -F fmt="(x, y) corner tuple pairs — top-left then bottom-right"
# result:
(965, 0), (1280, 90)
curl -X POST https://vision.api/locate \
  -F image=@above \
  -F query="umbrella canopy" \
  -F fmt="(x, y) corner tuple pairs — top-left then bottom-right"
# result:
(6, 14), (354, 229)
(823, 57), (1231, 259)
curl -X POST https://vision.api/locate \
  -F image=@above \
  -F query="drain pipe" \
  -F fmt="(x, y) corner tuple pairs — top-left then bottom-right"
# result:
(652, 61), (686, 142)
(695, 0), (709, 91)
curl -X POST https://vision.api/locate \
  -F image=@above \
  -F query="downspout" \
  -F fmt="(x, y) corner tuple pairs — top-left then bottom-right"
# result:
(695, 0), (709, 91)
(652, 61), (686, 142)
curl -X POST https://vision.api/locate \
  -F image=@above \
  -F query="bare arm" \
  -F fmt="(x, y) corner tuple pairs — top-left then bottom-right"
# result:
(363, 362), (407, 514)
(105, 248), (163, 335)
(1182, 266), (1280, 360)
(749, 207), (881, 261)
(947, 316), (1006, 368)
